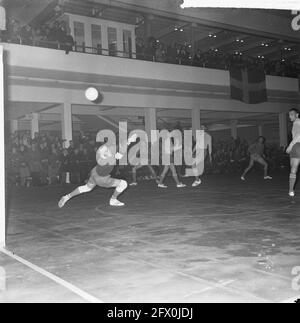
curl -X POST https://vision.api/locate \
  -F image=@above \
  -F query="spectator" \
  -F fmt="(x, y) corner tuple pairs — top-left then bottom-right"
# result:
(20, 24), (34, 45)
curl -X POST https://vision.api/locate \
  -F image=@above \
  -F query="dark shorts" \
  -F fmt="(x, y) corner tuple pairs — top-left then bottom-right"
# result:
(290, 143), (300, 159)
(88, 167), (118, 188)
(250, 154), (265, 163)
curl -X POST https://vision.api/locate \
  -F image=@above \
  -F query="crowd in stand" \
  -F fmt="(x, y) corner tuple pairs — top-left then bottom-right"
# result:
(136, 37), (300, 78)
(6, 130), (289, 188)
(0, 17), (299, 77)
(0, 18), (74, 53)
(6, 131), (98, 187)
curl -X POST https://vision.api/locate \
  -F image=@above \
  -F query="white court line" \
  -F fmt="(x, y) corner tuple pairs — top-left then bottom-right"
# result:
(0, 248), (103, 303)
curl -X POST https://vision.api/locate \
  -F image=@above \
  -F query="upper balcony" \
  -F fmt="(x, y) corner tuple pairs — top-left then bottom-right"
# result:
(2, 42), (300, 115)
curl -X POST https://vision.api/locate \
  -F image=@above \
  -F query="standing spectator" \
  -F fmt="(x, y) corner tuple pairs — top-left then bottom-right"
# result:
(20, 25), (34, 45)
(61, 28), (74, 54)
(39, 142), (50, 185)
(136, 38), (145, 60)
(155, 43), (166, 63)
(48, 147), (61, 185)
(28, 143), (41, 186)
(60, 149), (71, 184)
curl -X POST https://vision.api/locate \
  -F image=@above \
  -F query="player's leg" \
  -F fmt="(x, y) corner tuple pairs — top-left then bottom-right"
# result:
(58, 180), (96, 208)
(130, 165), (140, 186)
(147, 165), (159, 183)
(158, 165), (169, 188)
(289, 158), (300, 197)
(170, 163), (186, 187)
(109, 178), (128, 206)
(256, 157), (272, 179)
(192, 161), (204, 187)
(241, 156), (255, 180)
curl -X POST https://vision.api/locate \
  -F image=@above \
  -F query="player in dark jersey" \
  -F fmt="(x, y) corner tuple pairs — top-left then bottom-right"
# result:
(58, 133), (137, 208)
(241, 136), (272, 181)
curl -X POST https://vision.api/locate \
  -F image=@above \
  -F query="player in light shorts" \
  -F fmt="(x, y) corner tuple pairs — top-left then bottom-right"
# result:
(286, 108), (300, 197)
(241, 136), (272, 181)
(58, 133), (137, 208)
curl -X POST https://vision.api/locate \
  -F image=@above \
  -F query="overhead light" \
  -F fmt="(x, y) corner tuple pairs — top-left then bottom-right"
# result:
(240, 39), (244, 43)
(174, 27), (178, 31)
(180, 28), (184, 32)
(214, 49), (219, 52)
(213, 34), (217, 38)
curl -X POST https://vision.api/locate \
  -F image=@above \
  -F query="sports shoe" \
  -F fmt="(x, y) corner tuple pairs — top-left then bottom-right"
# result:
(289, 191), (295, 197)
(110, 198), (125, 207)
(264, 176), (273, 180)
(241, 176), (246, 181)
(158, 184), (168, 188)
(192, 180), (202, 187)
(58, 195), (70, 208)
(129, 182), (138, 186)
(177, 183), (186, 188)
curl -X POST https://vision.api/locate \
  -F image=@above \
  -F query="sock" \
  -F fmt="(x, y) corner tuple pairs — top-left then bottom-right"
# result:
(290, 173), (297, 192)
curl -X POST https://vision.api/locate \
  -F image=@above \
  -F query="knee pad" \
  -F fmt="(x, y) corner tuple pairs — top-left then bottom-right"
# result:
(116, 180), (128, 193)
(78, 185), (92, 193)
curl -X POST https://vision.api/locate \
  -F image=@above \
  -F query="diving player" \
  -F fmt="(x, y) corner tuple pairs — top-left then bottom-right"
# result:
(58, 133), (137, 208)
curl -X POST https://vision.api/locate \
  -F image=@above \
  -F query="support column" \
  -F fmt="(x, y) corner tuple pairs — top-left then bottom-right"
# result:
(258, 124), (263, 137)
(192, 108), (201, 139)
(10, 119), (18, 134)
(279, 112), (288, 148)
(0, 45), (5, 247)
(145, 108), (157, 139)
(231, 120), (238, 140)
(31, 113), (39, 139)
(61, 102), (73, 148)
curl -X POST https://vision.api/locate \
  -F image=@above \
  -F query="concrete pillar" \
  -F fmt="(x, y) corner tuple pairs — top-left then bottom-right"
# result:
(279, 112), (288, 148)
(231, 120), (238, 140)
(145, 108), (157, 139)
(0, 45), (5, 247)
(61, 102), (73, 148)
(10, 119), (18, 134)
(192, 108), (201, 139)
(31, 113), (39, 139)
(258, 124), (263, 137)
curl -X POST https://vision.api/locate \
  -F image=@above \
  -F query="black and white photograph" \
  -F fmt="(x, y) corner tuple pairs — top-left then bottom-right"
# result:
(0, 0), (300, 305)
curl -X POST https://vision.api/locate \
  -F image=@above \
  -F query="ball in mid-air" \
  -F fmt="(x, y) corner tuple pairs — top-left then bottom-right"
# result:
(85, 87), (99, 102)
